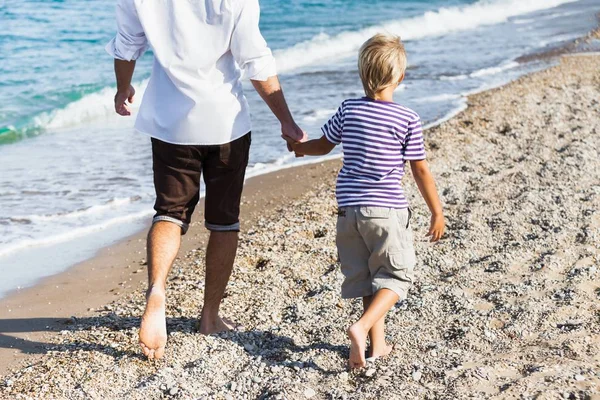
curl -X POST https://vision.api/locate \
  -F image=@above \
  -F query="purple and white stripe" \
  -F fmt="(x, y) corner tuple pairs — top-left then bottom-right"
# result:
(322, 97), (425, 209)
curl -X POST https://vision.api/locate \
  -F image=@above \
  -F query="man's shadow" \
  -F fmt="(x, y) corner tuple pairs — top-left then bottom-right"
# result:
(0, 316), (347, 374)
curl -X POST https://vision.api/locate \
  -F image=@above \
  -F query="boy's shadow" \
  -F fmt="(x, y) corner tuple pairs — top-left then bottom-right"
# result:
(0, 315), (347, 374)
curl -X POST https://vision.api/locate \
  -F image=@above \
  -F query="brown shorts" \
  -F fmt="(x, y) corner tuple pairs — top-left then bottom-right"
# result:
(151, 133), (251, 234)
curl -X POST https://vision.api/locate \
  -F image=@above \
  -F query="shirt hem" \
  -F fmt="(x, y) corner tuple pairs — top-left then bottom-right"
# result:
(135, 127), (252, 146)
(337, 202), (410, 209)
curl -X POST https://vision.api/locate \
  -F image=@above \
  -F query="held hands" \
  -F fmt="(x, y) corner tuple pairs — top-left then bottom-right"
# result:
(114, 85), (136, 116)
(427, 213), (445, 242)
(281, 122), (307, 157)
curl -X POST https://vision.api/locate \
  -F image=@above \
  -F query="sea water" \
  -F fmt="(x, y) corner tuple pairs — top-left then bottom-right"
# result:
(0, 0), (598, 297)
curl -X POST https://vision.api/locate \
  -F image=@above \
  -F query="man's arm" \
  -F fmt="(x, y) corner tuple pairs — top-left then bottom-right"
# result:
(251, 77), (305, 142)
(114, 59), (137, 116)
(410, 160), (445, 242)
(106, 0), (148, 115)
(230, 0), (305, 145)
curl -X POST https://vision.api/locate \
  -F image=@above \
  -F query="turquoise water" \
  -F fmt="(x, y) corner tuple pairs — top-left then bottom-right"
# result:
(0, 0), (599, 296)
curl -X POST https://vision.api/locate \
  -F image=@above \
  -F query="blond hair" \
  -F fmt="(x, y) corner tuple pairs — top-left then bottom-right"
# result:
(358, 33), (407, 98)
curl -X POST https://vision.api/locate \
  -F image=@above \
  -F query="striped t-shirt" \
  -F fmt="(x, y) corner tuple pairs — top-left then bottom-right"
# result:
(322, 97), (426, 209)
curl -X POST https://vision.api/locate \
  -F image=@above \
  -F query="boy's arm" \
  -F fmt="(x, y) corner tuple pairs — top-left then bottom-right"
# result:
(284, 135), (336, 156)
(410, 160), (445, 242)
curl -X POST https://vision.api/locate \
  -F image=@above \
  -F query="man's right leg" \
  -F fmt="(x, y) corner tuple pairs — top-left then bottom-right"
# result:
(139, 221), (181, 360)
(140, 138), (201, 360)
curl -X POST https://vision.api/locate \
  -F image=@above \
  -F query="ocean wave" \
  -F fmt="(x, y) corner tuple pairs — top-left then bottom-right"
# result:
(0, 0), (575, 137)
(0, 209), (154, 258)
(440, 61), (520, 81)
(470, 61), (520, 78)
(275, 0), (577, 73)
(414, 93), (462, 104)
(11, 196), (143, 223)
(0, 79), (149, 142)
(33, 79), (149, 131)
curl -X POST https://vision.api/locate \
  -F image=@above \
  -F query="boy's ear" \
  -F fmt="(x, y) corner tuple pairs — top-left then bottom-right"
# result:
(398, 72), (405, 84)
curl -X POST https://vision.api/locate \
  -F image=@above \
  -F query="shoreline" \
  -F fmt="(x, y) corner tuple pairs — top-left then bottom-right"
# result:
(2, 20), (598, 303)
(0, 50), (598, 398)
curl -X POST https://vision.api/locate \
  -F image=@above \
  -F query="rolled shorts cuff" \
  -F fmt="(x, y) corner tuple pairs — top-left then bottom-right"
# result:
(153, 216), (190, 234)
(372, 279), (411, 301)
(205, 221), (240, 232)
(341, 287), (374, 299)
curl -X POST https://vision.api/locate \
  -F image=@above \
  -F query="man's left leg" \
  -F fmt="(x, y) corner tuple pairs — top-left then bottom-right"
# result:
(198, 231), (238, 333)
(197, 133), (251, 334)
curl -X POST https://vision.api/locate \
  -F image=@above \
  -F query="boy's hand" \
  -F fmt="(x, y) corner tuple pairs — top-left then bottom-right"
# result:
(282, 134), (303, 157)
(427, 213), (445, 242)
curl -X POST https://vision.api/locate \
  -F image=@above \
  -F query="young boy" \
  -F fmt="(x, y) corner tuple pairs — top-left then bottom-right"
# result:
(285, 33), (445, 369)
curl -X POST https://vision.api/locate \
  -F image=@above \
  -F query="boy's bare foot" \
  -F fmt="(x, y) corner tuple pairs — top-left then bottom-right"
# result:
(347, 323), (367, 369)
(368, 343), (394, 359)
(139, 286), (168, 360)
(197, 315), (236, 334)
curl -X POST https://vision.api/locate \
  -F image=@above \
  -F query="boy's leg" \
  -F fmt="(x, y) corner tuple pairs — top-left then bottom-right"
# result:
(362, 296), (393, 358)
(349, 288), (399, 368)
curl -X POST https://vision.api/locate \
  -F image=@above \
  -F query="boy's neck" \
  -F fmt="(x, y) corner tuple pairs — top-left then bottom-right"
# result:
(371, 85), (397, 103)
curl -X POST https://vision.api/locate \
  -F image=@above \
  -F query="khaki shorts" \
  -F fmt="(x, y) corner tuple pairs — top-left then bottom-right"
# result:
(336, 206), (416, 299)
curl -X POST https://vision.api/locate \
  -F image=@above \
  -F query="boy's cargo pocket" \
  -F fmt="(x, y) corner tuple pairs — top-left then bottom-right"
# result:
(358, 207), (391, 219)
(389, 249), (416, 273)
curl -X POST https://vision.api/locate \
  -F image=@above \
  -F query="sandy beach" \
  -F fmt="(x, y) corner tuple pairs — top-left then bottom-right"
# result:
(1, 49), (599, 399)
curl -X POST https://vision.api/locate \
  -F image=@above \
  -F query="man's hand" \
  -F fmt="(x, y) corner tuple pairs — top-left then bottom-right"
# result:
(281, 122), (307, 156)
(427, 213), (445, 242)
(114, 85), (136, 116)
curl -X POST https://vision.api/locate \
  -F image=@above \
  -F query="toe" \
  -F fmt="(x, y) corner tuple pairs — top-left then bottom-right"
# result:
(140, 343), (150, 357)
(154, 346), (165, 360)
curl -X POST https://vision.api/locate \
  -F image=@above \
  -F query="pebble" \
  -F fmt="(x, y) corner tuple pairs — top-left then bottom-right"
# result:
(412, 370), (422, 382)
(168, 387), (179, 396)
(365, 368), (376, 377)
(574, 374), (585, 381)
(304, 388), (316, 398)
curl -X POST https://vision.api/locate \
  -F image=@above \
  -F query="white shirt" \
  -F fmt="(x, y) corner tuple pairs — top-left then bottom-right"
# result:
(106, 0), (277, 145)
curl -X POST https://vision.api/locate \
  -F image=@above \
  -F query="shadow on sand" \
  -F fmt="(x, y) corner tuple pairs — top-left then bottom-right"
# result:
(0, 315), (347, 374)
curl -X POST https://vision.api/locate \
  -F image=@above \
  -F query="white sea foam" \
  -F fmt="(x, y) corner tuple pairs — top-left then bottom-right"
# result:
(414, 93), (462, 103)
(0, 209), (154, 258)
(301, 108), (337, 123)
(12, 196), (142, 223)
(440, 61), (520, 81)
(470, 61), (520, 78)
(275, 0), (577, 73)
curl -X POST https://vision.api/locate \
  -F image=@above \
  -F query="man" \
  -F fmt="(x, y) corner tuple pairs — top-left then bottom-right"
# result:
(106, 0), (304, 360)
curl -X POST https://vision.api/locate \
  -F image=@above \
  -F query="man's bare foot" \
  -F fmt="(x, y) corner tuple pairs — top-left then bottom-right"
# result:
(368, 343), (394, 359)
(139, 286), (167, 360)
(347, 323), (367, 369)
(197, 314), (235, 335)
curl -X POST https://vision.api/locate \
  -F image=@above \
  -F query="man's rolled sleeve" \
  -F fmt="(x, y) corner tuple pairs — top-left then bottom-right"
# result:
(105, 0), (148, 61)
(230, 0), (277, 81)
